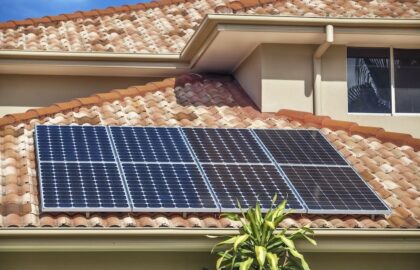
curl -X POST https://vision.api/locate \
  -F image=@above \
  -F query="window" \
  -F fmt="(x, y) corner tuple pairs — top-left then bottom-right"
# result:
(347, 47), (420, 114)
(394, 49), (420, 113)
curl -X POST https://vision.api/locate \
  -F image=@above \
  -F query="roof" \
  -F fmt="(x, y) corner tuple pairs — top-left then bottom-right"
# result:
(0, 73), (419, 229)
(1, 0), (420, 53)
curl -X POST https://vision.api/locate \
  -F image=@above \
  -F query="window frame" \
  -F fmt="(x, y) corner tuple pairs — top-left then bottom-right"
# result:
(346, 46), (420, 116)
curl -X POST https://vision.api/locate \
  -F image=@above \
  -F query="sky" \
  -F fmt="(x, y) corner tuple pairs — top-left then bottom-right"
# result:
(0, 0), (146, 22)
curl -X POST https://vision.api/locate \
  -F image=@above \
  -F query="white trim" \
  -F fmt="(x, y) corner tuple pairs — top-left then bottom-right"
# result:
(390, 47), (396, 115)
(393, 113), (420, 117)
(347, 113), (392, 116)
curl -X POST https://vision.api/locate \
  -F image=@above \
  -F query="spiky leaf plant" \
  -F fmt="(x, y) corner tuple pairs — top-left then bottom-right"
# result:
(212, 195), (316, 270)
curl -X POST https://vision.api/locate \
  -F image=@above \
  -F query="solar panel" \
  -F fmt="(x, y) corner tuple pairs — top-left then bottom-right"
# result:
(35, 125), (390, 215)
(123, 163), (219, 212)
(201, 164), (305, 212)
(182, 128), (271, 163)
(254, 129), (348, 165)
(39, 162), (129, 211)
(110, 126), (193, 162)
(35, 125), (130, 212)
(36, 125), (115, 162)
(282, 166), (390, 214)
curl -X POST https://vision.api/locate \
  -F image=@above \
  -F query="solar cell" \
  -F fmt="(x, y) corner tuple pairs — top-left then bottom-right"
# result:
(39, 162), (130, 211)
(182, 128), (271, 163)
(110, 126), (193, 162)
(201, 164), (305, 212)
(36, 125), (115, 162)
(254, 129), (348, 165)
(123, 163), (219, 211)
(282, 165), (390, 214)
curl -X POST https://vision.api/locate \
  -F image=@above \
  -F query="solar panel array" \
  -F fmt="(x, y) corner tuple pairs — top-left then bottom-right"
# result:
(35, 125), (390, 215)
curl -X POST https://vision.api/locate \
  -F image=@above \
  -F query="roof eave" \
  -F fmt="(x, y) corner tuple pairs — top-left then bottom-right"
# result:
(1, 228), (420, 253)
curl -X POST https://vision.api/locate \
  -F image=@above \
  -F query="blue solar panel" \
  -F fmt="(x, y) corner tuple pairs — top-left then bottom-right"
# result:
(182, 128), (271, 163)
(123, 163), (218, 212)
(35, 125), (390, 215)
(201, 164), (305, 212)
(282, 166), (390, 214)
(39, 162), (130, 211)
(254, 129), (348, 165)
(110, 126), (193, 162)
(36, 125), (115, 162)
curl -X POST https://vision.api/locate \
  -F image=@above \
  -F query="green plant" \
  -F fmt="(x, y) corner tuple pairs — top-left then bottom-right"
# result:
(212, 195), (316, 270)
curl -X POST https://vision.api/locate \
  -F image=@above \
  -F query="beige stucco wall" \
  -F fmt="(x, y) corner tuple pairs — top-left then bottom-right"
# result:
(234, 44), (314, 113)
(0, 252), (419, 270)
(321, 45), (420, 137)
(261, 44), (314, 113)
(234, 46), (263, 109)
(0, 74), (158, 116)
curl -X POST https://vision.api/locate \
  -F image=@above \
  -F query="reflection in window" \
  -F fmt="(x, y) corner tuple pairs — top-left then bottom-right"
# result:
(394, 49), (420, 113)
(347, 48), (391, 113)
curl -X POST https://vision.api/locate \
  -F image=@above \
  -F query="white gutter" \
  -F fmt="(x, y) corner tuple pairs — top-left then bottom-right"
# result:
(313, 24), (334, 115)
(0, 50), (180, 62)
(0, 228), (419, 253)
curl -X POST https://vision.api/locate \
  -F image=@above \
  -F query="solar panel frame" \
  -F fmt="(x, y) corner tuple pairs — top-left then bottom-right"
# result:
(35, 125), (132, 212)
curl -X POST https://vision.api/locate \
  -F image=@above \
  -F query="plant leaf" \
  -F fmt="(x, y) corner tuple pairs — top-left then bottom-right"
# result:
(234, 234), (250, 251)
(264, 220), (275, 230)
(216, 250), (230, 270)
(239, 257), (254, 270)
(255, 246), (267, 268)
(288, 248), (310, 270)
(278, 234), (295, 250)
(212, 236), (239, 253)
(302, 234), (317, 246)
(266, 252), (279, 270)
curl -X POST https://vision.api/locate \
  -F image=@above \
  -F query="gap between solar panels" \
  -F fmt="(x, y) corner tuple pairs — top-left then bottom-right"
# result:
(35, 125), (391, 215)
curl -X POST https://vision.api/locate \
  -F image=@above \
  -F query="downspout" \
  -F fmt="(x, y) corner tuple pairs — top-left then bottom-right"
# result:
(313, 25), (334, 115)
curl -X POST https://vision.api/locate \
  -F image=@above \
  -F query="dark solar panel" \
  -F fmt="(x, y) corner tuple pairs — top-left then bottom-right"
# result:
(254, 129), (348, 165)
(123, 163), (218, 212)
(201, 164), (305, 212)
(36, 125), (115, 162)
(182, 128), (271, 163)
(39, 162), (129, 211)
(282, 166), (390, 214)
(110, 126), (193, 162)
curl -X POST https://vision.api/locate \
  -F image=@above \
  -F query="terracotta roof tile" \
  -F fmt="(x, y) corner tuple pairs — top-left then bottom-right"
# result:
(0, 73), (419, 229)
(1, 0), (419, 53)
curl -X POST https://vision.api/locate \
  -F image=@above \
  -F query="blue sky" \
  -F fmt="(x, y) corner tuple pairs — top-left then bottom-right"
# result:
(0, 0), (146, 22)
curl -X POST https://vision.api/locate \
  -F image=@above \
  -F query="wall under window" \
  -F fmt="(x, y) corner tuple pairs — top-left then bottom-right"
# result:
(320, 45), (420, 137)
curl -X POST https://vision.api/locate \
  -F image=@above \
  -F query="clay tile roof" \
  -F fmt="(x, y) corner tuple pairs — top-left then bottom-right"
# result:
(1, 0), (419, 53)
(0, 73), (420, 229)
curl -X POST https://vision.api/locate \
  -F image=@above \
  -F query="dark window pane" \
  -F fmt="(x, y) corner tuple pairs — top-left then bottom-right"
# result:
(394, 49), (420, 113)
(347, 47), (391, 113)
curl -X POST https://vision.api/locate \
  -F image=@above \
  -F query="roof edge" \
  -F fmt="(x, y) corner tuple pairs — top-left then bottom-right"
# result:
(1, 228), (419, 253)
(277, 109), (420, 151)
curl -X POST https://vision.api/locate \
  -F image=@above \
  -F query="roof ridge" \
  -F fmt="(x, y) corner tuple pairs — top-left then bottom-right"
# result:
(277, 109), (420, 151)
(0, 0), (268, 30)
(0, 0), (187, 29)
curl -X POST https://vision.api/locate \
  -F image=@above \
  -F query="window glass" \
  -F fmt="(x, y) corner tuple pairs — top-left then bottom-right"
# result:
(394, 49), (420, 113)
(347, 48), (391, 113)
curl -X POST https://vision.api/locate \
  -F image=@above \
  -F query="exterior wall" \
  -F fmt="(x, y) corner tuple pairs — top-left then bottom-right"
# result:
(0, 252), (419, 270)
(234, 46), (262, 109)
(0, 74), (158, 116)
(261, 44), (314, 113)
(321, 45), (420, 137)
(234, 44), (314, 113)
